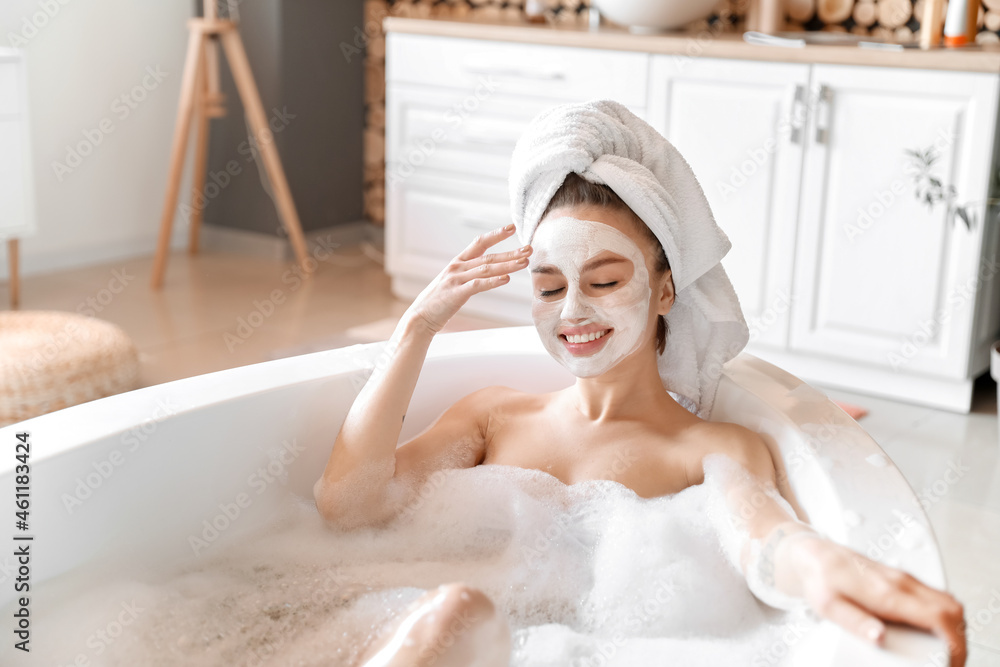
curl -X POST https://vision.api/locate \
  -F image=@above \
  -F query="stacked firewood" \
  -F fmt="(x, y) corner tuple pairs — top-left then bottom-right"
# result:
(361, 0), (997, 226)
(783, 0), (995, 42)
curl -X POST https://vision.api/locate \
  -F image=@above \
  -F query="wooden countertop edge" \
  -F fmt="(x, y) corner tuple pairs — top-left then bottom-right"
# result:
(383, 16), (1000, 74)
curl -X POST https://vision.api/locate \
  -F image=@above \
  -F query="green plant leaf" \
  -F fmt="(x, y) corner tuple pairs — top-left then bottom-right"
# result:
(956, 207), (971, 230)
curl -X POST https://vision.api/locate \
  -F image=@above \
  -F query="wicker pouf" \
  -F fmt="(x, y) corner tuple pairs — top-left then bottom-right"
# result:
(0, 311), (141, 427)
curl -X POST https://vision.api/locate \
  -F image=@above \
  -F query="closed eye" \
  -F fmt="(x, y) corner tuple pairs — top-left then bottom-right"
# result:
(538, 282), (618, 298)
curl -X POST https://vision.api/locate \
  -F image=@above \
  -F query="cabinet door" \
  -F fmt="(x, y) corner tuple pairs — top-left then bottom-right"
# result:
(386, 33), (648, 108)
(385, 169), (535, 318)
(648, 57), (810, 349)
(791, 65), (999, 378)
(386, 86), (573, 183)
(0, 53), (35, 240)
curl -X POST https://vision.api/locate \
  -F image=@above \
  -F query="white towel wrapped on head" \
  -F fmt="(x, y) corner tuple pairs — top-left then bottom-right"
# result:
(508, 99), (749, 420)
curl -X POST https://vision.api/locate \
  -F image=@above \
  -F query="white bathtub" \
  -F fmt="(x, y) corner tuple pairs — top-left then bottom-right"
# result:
(0, 325), (950, 666)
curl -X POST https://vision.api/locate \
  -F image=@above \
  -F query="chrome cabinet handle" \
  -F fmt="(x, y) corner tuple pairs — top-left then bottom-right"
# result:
(790, 84), (806, 145)
(460, 130), (515, 147)
(464, 65), (566, 81)
(814, 84), (832, 144)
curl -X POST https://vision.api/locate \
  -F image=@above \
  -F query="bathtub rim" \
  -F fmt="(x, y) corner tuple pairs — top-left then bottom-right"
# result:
(0, 324), (951, 666)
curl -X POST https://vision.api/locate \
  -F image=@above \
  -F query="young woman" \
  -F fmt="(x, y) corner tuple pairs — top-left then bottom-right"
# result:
(313, 174), (966, 667)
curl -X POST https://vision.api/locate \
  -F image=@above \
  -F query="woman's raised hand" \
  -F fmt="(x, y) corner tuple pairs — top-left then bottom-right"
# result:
(788, 537), (966, 666)
(406, 223), (533, 335)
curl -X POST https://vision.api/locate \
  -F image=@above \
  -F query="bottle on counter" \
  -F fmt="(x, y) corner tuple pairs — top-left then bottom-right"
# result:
(525, 0), (547, 24)
(942, 0), (980, 47)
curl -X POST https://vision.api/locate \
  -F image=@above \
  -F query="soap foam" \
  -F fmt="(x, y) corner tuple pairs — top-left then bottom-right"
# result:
(4, 462), (817, 666)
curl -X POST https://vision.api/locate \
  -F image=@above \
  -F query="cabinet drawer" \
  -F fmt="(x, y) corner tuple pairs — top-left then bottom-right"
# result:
(387, 87), (544, 182)
(387, 174), (533, 301)
(387, 85), (648, 182)
(0, 62), (17, 117)
(386, 33), (647, 108)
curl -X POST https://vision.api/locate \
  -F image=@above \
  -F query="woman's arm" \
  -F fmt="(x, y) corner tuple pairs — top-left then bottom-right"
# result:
(313, 223), (531, 528)
(706, 427), (966, 666)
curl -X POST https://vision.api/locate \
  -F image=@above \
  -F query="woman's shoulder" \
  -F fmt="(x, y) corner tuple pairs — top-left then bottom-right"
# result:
(460, 384), (550, 413)
(683, 419), (777, 483)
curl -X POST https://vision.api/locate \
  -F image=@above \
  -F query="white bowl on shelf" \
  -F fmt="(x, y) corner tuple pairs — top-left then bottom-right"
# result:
(591, 0), (719, 32)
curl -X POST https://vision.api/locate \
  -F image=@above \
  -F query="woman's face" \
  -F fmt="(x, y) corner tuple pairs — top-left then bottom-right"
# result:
(528, 206), (658, 378)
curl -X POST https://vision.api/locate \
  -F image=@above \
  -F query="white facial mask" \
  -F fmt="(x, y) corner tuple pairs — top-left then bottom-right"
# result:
(529, 216), (652, 377)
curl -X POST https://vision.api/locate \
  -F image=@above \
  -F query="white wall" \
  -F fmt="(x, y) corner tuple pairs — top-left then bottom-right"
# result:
(0, 0), (198, 279)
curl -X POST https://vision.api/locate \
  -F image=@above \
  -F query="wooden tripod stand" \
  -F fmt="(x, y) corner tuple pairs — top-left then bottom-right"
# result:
(151, 2), (310, 289)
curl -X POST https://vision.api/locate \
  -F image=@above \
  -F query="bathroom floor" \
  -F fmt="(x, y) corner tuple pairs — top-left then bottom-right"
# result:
(12, 240), (1000, 666)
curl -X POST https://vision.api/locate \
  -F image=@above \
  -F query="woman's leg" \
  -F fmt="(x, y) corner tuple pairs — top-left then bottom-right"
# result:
(358, 582), (510, 667)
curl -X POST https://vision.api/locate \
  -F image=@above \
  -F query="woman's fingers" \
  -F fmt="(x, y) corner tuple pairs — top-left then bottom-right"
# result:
(455, 258), (527, 295)
(806, 588), (886, 645)
(837, 560), (967, 665)
(408, 224), (528, 332)
(874, 582), (966, 666)
(459, 255), (529, 281)
(455, 224), (518, 262)
(466, 244), (533, 268)
(467, 273), (511, 294)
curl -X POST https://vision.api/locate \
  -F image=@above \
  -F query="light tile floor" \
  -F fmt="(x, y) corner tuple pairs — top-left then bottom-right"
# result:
(8, 241), (1000, 664)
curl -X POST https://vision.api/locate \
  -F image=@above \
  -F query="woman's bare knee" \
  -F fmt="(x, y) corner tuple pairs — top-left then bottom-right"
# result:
(359, 583), (509, 667)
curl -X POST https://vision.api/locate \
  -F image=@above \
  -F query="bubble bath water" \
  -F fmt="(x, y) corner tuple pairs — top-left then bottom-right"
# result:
(4, 460), (818, 666)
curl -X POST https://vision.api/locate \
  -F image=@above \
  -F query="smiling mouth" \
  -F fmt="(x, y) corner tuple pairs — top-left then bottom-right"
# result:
(559, 328), (612, 353)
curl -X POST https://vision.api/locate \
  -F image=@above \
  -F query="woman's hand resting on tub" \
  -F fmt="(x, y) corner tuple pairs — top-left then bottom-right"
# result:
(406, 223), (532, 334)
(709, 444), (966, 667)
(781, 531), (967, 666)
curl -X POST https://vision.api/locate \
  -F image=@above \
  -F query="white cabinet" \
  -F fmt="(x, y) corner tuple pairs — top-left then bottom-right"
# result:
(790, 67), (998, 395)
(384, 33), (648, 323)
(648, 57), (810, 350)
(648, 57), (1000, 411)
(384, 32), (1000, 412)
(0, 48), (36, 242)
